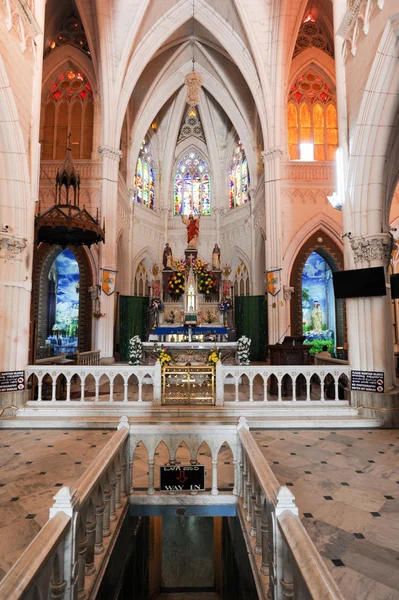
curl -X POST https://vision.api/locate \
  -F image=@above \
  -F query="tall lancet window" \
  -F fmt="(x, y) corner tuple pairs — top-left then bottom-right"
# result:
(229, 141), (250, 209)
(287, 69), (338, 161)
(174, 152), (211, 216)
(134, 140), (155, 210)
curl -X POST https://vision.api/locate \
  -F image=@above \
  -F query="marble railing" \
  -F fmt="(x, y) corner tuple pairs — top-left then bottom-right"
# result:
(25, 363), (351, 404)
(0, 419), (129, 600)
(237, 418), (344, 600)
(26, 364), (161, 403)
(219, 364), (351, 403)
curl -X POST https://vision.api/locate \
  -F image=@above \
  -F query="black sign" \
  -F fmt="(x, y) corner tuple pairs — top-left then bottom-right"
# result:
(351, 370), (384, 393)
(0, 371), (25, 393)
(160, 465), (205, 491)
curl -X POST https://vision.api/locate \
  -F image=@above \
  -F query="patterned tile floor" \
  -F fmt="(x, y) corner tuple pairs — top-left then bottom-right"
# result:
(253, 429), (399, 600)
(0, 429), (109, 582)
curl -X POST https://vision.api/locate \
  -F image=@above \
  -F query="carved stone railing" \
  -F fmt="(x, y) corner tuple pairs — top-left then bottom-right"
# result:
(76, 349), (101, 366)
(40, 160), (101, 181)
(26, 364), (161, 403)
(25, 363), (351, 405)
(237, 418), (345, 600)
(0, 420), (129, 600)
(219, 364), (351, 403)
(281, 161), (334, 182)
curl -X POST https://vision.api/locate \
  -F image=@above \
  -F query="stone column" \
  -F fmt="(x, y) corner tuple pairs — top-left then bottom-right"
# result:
(94, 504), (105, 554)
(109, 477), (117, 522)
(246, 466), (252, 522)
(120, 457), (127, 498)
(147, 459), (155, 495)
(260, 510), (270, 576)
(262, 148), (284, 345)
(254, 490), (262, 555)
(115, 466), (122, 508)
(85, 518), (96, 575)
(242, 453), (248, 508)
(96, 146), (122, 361)
(211, 459), (219, 496)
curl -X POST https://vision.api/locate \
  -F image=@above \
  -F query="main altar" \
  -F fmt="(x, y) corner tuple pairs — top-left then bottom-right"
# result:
(143, 221), (236, 404)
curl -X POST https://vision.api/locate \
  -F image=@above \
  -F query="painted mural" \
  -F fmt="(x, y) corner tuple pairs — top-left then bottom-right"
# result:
(302, 252), (336, 354)
(45, 249), (80, 355)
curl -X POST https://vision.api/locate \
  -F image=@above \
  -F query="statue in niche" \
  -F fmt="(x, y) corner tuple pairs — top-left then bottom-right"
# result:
(162, 243), (173, 270)
(181, 213), (200, 249)
(212, 244), (221, 270)
(310, 300), (322, 332)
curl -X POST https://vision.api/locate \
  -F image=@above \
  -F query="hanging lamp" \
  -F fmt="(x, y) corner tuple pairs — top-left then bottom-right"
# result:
(185, 0), (202, 106)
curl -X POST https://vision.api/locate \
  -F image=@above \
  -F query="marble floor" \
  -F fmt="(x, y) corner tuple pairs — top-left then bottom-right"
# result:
(253, 429), (399, 600)
(0, 428), (109, 581)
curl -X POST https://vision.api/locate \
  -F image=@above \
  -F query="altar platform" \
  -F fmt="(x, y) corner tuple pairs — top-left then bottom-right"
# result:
(152, 325), (228, 342)
(143, 341), (237, 364)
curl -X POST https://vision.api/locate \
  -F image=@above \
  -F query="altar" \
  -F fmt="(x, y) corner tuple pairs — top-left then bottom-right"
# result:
(143, 341), (237, 365)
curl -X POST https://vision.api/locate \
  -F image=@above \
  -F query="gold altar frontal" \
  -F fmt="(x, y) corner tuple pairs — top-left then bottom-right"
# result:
(162, 365), (215, 405)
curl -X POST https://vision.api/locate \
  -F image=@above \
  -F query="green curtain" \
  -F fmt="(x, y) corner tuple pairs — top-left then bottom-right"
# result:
(119, 296), (149, 361)
(235, 296), (267, 361)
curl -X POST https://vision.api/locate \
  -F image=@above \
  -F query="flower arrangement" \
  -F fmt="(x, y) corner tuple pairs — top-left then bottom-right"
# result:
(198, 270), (218, 296)
(153, 343), (172, 366)
(218, 298), (232, 312)
(129, 335), (143, 365)
(168, 264), (185, 297)
(237, 336), (251, 365)
(192, 257), (208, 275)
(149, 297), (164, 313)
(206, 347), (221, 366)
(165, 310), (176, 324)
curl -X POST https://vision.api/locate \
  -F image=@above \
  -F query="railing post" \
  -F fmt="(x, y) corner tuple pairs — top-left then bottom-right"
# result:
(49, 487), (79, 600)
(85, 518), (96, 575)
(109, 475), (117, 522)
(94, 504), (105, 555)
(260, 503), (270, 576)
(102, 488), (112, 537)
(273, 487), (298, 600)
(153, 361), (162, 405)
(211, 459), (219, 496)
(77, 533), (87, 599)
(280, 542), (294, 600)
(254, 488), (262, 554)
(115, 466), (122, 508)
(148, 459), (155, 495)
(215, 361), (224, 405)
(51, 580), (67, 600)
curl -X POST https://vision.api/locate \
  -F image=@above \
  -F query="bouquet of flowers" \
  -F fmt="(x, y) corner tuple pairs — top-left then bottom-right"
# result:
(149, 297), (164, 313)
(205, 310), (215, 324)
(198, 270), (218, 296)
(129, 335), (142, 365)
(237, 336), (251, 365)
(168, 268), (185, 297)
(206, 347), (221, 366)
(165, 310), (176, 324)
(218, 298), (232, 312)
(154, 343), (172, 366)
(192, 257), (208, 275)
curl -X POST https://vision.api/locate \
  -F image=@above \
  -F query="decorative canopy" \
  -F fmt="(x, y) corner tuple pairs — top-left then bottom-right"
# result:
(35, 142), (105, 247)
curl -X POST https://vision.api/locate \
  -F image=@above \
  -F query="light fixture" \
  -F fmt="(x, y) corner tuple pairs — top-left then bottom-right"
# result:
(185, 0), (202, 106)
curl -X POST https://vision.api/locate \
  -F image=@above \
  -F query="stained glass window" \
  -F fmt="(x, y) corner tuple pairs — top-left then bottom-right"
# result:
(173, 152), (211, 215)
(134, 140), (155, 210)
(42, 69), (94, 160)
(229, 141), (250, 209)
(287, 69), (338, 161)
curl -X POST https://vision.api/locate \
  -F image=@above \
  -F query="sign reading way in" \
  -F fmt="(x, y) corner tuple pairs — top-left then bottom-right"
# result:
(160, 465), (205, 491)
(0, 371), (25, 393)
(351, 370), (384, 393)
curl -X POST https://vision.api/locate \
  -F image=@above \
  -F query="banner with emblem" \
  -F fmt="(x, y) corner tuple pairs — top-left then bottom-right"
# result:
(101, 268), (118, 296)
(267, 268), (282, 296)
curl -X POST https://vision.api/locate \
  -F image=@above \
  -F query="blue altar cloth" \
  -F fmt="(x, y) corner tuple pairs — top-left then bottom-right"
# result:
(154, 326), (228, 335)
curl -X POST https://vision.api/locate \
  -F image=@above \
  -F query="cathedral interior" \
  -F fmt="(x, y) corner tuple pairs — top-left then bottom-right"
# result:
(0, 0), (399, 598)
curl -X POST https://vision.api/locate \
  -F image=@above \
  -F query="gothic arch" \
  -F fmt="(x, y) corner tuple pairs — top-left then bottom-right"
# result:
(289, 229), (345, 349)
(31, 244), (93, 361)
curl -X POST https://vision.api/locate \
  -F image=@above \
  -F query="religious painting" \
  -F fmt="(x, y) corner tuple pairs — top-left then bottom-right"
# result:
(102, 268), (117, 295)
(267, 269), (281, 296)
(45, 249), (79, 355)
(302, 252), (335, 353)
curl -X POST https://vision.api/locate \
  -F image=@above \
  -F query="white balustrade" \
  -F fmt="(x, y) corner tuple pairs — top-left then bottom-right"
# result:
(0, 418), (130, 600)
(237, 417), (345, 600)
(26, 364), (161, 403)
(25, 362), (350, 406)
(220, 364), (351, 404)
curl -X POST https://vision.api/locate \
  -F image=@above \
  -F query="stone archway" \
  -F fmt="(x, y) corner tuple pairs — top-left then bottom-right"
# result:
(289, 230), (346, 352)
(31, 244), (93, 360)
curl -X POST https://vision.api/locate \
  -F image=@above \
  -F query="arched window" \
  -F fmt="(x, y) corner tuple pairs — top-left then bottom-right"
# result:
(287, 70), (338, 161)
(134, 140), (155, 210)
(229, 141), (250, 209)
(42, 68), (94, 160)
(173, 152), (211, 216)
